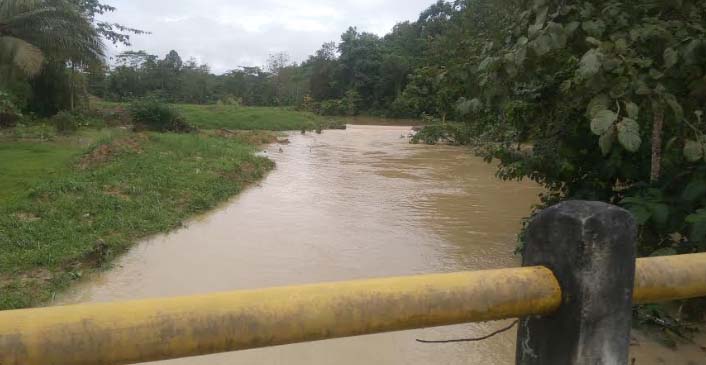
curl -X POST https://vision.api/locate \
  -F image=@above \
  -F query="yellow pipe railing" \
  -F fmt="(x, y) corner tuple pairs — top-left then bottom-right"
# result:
(0, 253), (705, 365)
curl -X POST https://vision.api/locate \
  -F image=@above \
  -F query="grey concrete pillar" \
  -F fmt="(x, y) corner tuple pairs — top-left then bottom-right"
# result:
(516, 201), (637, 365)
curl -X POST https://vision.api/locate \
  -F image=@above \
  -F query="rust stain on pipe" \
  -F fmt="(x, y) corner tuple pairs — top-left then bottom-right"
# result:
(0, 267), (560, 365)
(0, 253), (704, 365)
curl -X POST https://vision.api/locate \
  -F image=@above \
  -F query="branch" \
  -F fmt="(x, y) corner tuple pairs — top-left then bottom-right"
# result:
(416, 320), (518, 344)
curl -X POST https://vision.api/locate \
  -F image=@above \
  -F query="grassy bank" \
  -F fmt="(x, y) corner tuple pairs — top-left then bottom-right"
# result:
(94, 101), (344, 131)
(0, 131), (274, 309)
(0, 101), (324, 309)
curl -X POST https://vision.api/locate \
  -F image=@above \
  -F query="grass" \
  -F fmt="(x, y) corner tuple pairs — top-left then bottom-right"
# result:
(0, 143), (80, 204)
(0, 100), (347, 309)
(0, 129), (121, 204)
(0, 129), (274, 309)
(176, 104), (337, 130)
(93, 100), (344, 131)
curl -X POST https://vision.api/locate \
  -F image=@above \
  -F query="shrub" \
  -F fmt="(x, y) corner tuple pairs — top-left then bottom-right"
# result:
(51, 111), (80, 135)
(411, 122), (472, 145)
(0, 91), (22, 128)
(217, 95), (242, 106)
(319, 99), (346, 116)
(128, 99), (193, 132)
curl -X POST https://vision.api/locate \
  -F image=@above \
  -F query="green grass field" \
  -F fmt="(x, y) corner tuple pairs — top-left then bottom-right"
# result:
(93, 101), (343, 131)
(0, 131), (273, 309)
(175, 104), (337, 130)
(0, 101), (353, 309)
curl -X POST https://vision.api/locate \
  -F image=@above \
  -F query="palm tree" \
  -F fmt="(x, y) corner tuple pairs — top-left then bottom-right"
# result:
(0, 0), (105, 77)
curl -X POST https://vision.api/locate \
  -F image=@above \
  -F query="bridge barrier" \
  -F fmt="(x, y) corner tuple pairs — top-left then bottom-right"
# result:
(0, 201), (704, 365)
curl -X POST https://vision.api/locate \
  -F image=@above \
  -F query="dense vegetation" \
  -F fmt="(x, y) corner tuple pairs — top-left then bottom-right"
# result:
(1, 0), (704, 324)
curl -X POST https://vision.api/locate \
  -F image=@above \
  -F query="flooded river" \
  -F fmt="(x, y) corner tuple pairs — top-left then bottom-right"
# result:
(59, 125), (704, 364)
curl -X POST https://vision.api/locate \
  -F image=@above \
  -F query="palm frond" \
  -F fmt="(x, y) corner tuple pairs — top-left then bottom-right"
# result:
(0, 36), (44, 76)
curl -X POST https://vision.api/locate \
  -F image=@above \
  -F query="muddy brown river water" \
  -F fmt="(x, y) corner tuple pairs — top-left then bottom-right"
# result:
(59, 125), (705, 364)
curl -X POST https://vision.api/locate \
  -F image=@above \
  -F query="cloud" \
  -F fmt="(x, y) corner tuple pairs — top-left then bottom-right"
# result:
(100, 0), (433, 73)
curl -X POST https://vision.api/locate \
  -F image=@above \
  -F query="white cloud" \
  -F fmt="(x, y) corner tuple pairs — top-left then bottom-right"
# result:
(100, 0), (433, 74)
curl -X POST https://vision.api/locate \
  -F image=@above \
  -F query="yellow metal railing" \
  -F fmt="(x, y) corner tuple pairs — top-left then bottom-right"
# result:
(0, 253), (705, 365)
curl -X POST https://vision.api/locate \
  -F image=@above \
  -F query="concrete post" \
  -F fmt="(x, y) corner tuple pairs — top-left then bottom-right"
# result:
(516, 201), (637, 365)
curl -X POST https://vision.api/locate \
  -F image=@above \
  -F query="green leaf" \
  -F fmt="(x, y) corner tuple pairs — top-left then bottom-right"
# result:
(566, 21), (580, 34)
(599, 127), (615, 155)
(687, 210), (706, 242)
(683, 140), (704, 162)
(586, 94), (610, 118)
(586, 37), (602, 46)
(528, 23), (543, 39)
(578, 49), (602, 79)
(625, 102), (639, 119)
(591, 109), (617, 135)
(532, 35), (553, 56)
(649, 203), (670, 226)
(582, 20), (605, 37)
(535, 6), (549, 25)
(650, 247), (677, 257)
(682, 180), (706, 202)
(663, 47), (678, 69)
(627, 205), (651, 225)
(635, 79), (652, 95)
(617, 118), (641, 152)
(649, 68), (664, 80)
(662, 93), (684, 121)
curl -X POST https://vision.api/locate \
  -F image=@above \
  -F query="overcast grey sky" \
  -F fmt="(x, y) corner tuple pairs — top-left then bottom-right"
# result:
(100, 0), (435, 74)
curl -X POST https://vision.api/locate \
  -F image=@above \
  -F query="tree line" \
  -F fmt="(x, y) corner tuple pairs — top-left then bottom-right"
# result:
(2, 0), (705, 262)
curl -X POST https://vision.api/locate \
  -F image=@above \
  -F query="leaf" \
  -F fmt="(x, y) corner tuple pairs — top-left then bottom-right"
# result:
(635, 79), (652, 95)
(535, 6), (549, 25)
(532, 35), (553, 56)
(682, 180), (706, 202)
(566, 21), (580, 34)
(560, 80), (573, 94)
(649, 68), (664, 80)
(617, 118), (641, 152)
(663, 47), (678, 69)
(582, 20), (605, 37)
(586, 94), (610, 118)
(648, 203), (670, 226)
(528, 23), (543, 39)
(687, 210), (706, 242)
(586, 37), (602, 46)
(578, 49), (602, 79)
(627, 204), (651, 225)
(0, 36), (45, 76)
(650, 247), (677, 257)
(683, 140), (704, 162)
(599, 127), (615, 155)
(591, 109), (617, 135)
(662, 93), (684, 121)
(625, 102), (639, 119)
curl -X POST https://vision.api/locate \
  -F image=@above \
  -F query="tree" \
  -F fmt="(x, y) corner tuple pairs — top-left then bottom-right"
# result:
(0, 0), (104, 78)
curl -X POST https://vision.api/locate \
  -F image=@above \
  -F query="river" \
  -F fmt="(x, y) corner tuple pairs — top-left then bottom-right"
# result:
(58, 125), (705, 364)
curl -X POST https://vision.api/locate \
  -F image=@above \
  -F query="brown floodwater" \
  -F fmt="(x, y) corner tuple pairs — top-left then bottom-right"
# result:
(58, 125), (705, 364)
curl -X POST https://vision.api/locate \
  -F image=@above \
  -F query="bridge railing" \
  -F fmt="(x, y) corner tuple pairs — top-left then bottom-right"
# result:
(1, 201), (705, 365)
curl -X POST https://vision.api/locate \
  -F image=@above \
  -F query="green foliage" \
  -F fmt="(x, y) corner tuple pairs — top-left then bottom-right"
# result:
(0, 132), (274, 309)
(411, 119), (471, 145)
(51, 111), (80, 135)
(128, 98), (193, 132)
(0, 90), (21, 128)
(319, 99), (347, 116)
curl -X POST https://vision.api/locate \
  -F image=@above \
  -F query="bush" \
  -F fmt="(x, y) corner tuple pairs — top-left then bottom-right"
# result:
(0, 91), (22, 128)
(51, 111), (80, 135)
(128, 99), (193, 132)
(411, 121), (472, 145)
(319, 99), (346, 116)
(217, 95), (242, 106)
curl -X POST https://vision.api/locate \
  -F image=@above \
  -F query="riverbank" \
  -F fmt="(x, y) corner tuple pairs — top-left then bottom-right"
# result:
(0, 103), (342, 310)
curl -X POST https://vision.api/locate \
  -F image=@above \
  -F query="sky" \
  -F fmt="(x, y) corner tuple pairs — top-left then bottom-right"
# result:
(100, 0), (436, 74)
